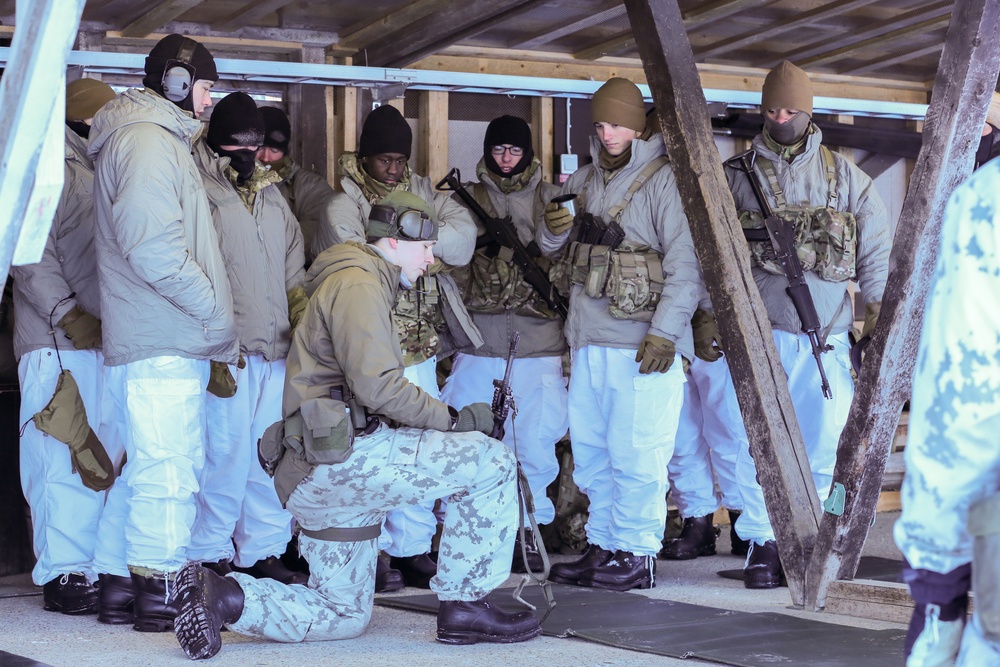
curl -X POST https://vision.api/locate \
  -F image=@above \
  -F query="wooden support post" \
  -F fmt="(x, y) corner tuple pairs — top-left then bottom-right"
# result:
(532, 96), (554, 183)
(804, 0), (1000, 611)
(333, 85), (357, 191)
(418, 90), (448, 182)
(624, 0), (820, 606)
(289, 45), (334, 181)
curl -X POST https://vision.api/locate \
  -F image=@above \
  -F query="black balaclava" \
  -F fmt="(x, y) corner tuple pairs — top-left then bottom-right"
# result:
(143, 34), (218, 114)
(483, 115), (533, 177)
(67, 121), (91, 139)
(207, 92), (264, 184)
(259, 106), (291, 154)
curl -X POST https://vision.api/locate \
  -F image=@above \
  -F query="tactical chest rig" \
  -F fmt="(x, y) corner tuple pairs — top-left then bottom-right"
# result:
(560, 156), (669, 322)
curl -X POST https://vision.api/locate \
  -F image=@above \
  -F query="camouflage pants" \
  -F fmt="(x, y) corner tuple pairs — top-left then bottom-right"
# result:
(227, 424), (517, 642)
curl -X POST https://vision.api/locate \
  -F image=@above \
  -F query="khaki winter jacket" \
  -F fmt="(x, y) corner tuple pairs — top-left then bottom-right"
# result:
(313, 154), (483, 355)
(726, 128), (890, 336)
(194, 141), (305, 361)
(285, 241), (452, 431)
(13, 127), (103, 359)
(89, 88), (238, 366)
(537, 134), (700, 360)
(274, 160), (333, 267)
(455, 159), (566, 359)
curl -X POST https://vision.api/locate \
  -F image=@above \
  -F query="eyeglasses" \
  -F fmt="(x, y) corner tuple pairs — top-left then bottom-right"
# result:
(490, 145), (524, 156)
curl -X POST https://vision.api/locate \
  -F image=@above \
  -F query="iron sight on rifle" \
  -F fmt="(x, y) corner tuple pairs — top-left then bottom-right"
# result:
(437, 168), (568, 319)
(726, 149), (834, 400)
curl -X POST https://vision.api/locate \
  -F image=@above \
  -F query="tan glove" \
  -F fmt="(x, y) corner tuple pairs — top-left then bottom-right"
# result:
(635, 334), (676, 374)
(861, 300), (881, 339)
(287, 285), (308, 331)
(691, 308), (723, 363)
(543, 201), (574, 235)
(450, 402), (494, 435)
(58, 306), (102, 350)
(207, 355), (244, 398)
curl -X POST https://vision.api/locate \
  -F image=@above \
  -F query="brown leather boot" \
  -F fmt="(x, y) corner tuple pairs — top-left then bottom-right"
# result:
(173, 561), (245, 660)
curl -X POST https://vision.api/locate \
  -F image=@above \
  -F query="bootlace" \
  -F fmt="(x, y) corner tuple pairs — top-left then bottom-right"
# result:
(926, 603), (941, 644)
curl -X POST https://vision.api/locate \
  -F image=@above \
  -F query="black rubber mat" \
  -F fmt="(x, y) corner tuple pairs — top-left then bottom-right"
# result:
(376, 583), (904, 666)
(717, 555), (905, 585)
(0, 651), (55, 667)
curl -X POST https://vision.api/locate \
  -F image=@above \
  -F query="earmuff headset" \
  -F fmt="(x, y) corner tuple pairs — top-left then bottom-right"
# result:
(161, 38), (199, 103)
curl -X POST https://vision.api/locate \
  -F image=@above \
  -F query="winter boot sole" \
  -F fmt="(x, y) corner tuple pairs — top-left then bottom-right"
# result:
(660, 542), (717, 561)
(98, 604), (135, 625)
(744, 571), (786, 590)
(437, 624), (542, 645)
(172, 562), (223, 660)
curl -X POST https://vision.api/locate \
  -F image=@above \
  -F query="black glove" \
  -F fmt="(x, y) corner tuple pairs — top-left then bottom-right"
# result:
(450, 403), (493, 435)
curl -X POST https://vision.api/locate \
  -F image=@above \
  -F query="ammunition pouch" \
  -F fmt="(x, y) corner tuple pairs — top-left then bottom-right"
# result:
(567, 241), (665, 321)
(575, 212), (626, 248)
(451, 248), (559, 319)
(740, 206), (857, 282)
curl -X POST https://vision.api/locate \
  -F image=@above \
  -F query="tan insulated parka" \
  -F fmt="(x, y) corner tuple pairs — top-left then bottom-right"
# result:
(456, 159), (566, 359)
(273, 160), (334, 267)
(88, 88), (238, 366)
(13, 127), (103, 359)
(726, 128), (890, 336)
(194, 141), (306, 361)
(537, 134), (700, 360)
(285, 241), (452, 431)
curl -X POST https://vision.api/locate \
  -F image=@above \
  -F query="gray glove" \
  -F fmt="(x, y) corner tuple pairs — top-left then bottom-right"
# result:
(450, 402), (493, 435)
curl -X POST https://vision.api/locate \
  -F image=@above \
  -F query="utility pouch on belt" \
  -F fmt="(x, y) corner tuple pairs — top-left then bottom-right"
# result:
(285, 396), (354, 466)
(968, 492), (1000, 641)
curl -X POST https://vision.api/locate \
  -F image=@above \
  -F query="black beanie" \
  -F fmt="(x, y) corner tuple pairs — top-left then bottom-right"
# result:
(259, 106), (291, 153)
(483, 115), (533, 177)
(207, 92), (264, 149)
(143, 34), (218, 101)
(358, 105), (412, 158)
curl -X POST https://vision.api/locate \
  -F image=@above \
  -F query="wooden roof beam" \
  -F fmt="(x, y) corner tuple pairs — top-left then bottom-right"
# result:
(356, 0), (542, 69)
(338, 0), (442, 51)
(804, 0), (1000, 610)
(623, 0), (821, 606)
(800, 14), (951, 69)
(775, 0), (952, 68)
(211, 0), (297, 34)
(844, 43), (943, 76)
(119, 0), (204, 39)
(695, 0), (883, 61)
(513, 2), (625, 50)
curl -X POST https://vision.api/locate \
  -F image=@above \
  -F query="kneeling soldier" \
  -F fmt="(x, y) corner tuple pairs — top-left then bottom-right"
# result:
(171, 191), (540, 660)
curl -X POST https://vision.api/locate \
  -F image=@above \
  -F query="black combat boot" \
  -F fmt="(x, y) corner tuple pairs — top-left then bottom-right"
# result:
(659, 514), (719, 560)
(375, 552), (404, 593)
(390, 553), (437, 589)
(97, 573), (134, 625)
(437, 596), (542, 644)
(578, 550), (656, 591)
(42, 572), (99, 615)
(131, 572), (180, 632)
(201, 560), (234, 577)
(729, 510), (750, 557)
(235, 555), (308, 586)
(548, 544), (614, 585)
(173, 561), (245, 660)
(511, 531), (544, 574)
(744, 540), (784, 589)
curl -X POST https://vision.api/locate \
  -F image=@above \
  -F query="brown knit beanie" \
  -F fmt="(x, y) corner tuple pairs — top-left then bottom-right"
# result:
(66, 79), (116, 121)
(761, 61), (813, 116)
(592, 78), (646, 132)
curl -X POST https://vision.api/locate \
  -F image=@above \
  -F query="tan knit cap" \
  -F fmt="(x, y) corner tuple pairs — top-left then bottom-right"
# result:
(592, 78), (646, 132)
(66, 79), (116, 121)
(761, 61), (813, 116)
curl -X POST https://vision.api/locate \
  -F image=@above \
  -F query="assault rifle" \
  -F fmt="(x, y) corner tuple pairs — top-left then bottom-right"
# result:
(726, 149), (834, 400)
(437, 168), (568, 319)
(490, 331), (519, 440)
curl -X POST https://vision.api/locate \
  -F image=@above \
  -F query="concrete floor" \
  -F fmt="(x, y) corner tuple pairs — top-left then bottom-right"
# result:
(0, 511), (908, 667)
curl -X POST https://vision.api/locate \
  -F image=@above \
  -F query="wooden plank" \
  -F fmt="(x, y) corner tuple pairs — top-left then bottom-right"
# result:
(119, 0), (204, 39)
(846, 44), (943, 76)
(531, 96), (554, 183)
(103, 29), (304, 55)
(696, 0), (883, 61)
(804, 0), (1000, 612)
(359, 0), (542, 69)
(211, 0), (297, 34)
(338, 0), (443, 50)
(825, 579), (920, 624)
(624, 0), (821, 607)
(289, 46), (333, 180)
(514, 3), (625, 50)
(418, 90), (448, 182)
(574, 32), (635, 61)
(776, 1), (952, 68)
(333, 85), (358, 191)
(800, 14), (951, 69)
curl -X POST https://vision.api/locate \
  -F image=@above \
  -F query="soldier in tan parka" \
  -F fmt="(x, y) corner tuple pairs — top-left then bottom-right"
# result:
(170, 192), (540, 660)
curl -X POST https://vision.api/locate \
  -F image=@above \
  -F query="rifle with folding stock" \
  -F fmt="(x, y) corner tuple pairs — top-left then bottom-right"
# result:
(726, 149), (834, 399)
